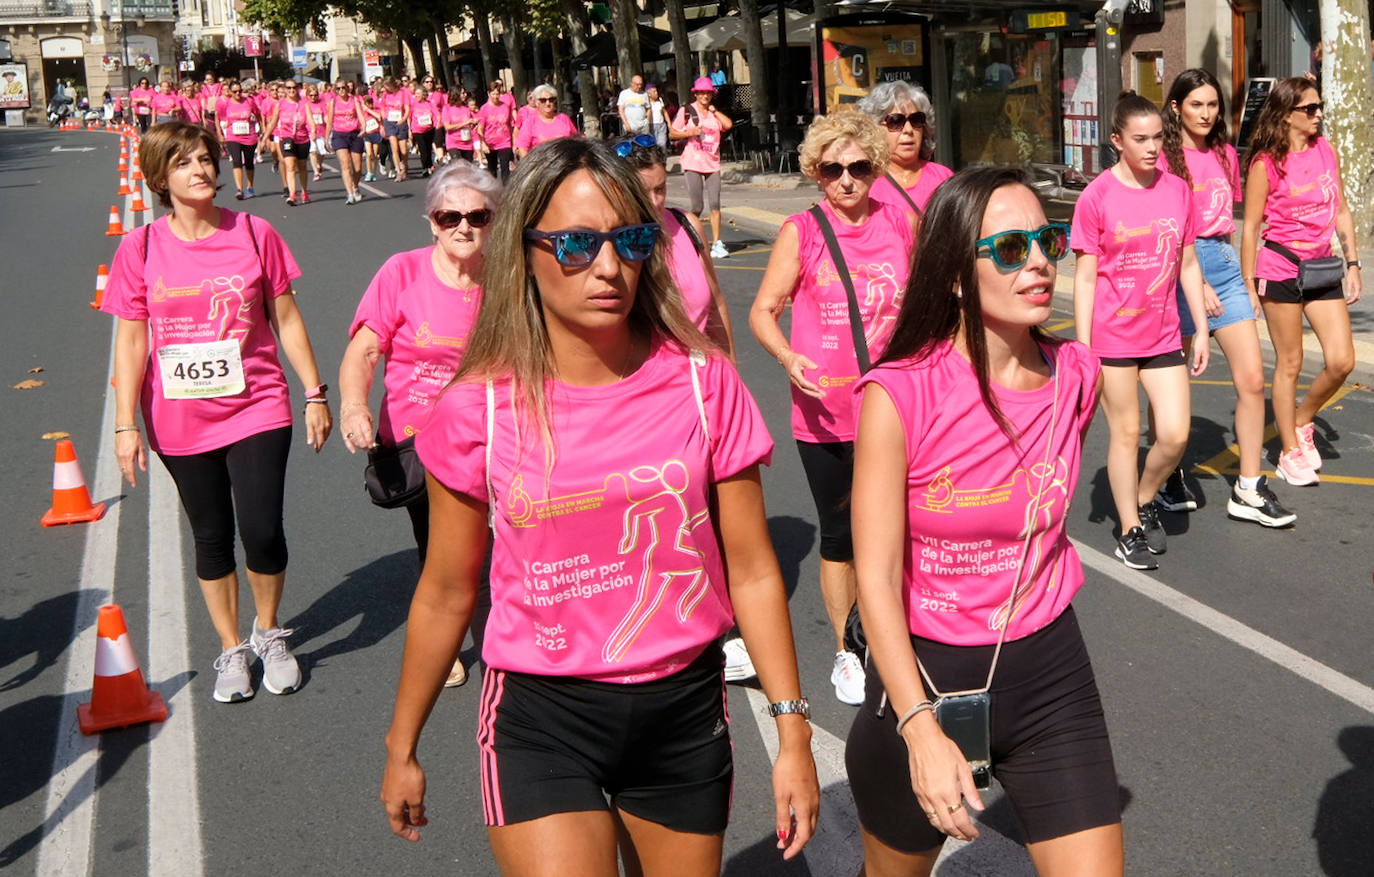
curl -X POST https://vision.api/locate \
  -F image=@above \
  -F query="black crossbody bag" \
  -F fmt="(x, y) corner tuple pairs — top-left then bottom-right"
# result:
(1262, 239), (1345, 293)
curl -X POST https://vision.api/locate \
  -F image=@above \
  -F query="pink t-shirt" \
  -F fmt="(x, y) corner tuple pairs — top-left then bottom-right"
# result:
(409, 99), (437, 133)
(1159, 145), (1240, 239)
(416, 341), (773, 682)
(330, 96), (360, 133)
(255, 95), (278, 126)
(663, 209), (714, 331)
(786, 200), (916, 442)
(515, 113), (577, 150)
(151, 91), (180, 117)
(443, 104), (477, 150)
(100, 211), (302, 456)
(305, 98), (327, 130)
(273, 99), (311, 143)
(855, 339), (1100, 646)
(1070, 169), (1196, 357)
(515, 104), (536, 133)
(1254, 138), (1339, 283)
(868, 162), (954, 215)
(130, 87), (153, 115)
(178, 95), (202, 124)
(380, 90), (408, 123)
(217, 98), (260, 146)
(478, 101), (514, 149)
(673, 104), (724, 174)
(202, 82), (222, 100)
(349, 247), (482, 443)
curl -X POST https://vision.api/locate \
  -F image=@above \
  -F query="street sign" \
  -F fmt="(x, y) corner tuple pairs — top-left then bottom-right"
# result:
(244, 35), (263, 57)
(292, 47), (307, 68)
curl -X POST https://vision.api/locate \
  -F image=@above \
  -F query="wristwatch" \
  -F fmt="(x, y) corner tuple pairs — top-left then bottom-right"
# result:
(1347, 260), (1361, 269)
(767, 697), (811, 719)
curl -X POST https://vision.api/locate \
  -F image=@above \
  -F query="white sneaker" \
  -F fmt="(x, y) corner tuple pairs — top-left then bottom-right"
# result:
(722, 637), (756, 682)
(710, 239), (729, 259)
(831, 650), (865, 705)
(250, 617), (301, 695)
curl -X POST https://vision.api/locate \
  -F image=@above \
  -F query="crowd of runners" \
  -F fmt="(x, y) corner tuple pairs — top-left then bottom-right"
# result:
(94, 64), (1360, 877)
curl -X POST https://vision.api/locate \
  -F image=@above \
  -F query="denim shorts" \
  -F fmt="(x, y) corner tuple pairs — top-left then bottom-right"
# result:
(1178, 236), (1256, 337)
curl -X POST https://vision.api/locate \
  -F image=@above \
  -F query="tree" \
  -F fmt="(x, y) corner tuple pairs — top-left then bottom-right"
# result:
(561, 0), (601, 136)
(609, 0), (642, 87)
(239, 0), (326, 38)
(665, 0), (693, 98)
(738, 0), (770, 129)
(1318, 0), (1374, 247)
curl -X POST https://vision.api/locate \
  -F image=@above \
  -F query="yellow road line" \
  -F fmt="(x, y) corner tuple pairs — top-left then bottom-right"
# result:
(1043, 319), (1075, 332)
(1191, 383), (1360, 478)
(1190, 379), (1313, 388)
(1196, 467), (1374, 486)
(722, 205), (791, 228)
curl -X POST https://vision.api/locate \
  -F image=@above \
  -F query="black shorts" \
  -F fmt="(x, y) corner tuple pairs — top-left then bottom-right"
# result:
(1258, 276), (1345, 304)
(281, 139), (309, 160)
(845, 607), (1120, 852)
(477, 643), (733, 833)
(225, 141), (256, 169)
(330, 130), (364, 154)
(795, 440), (854, 562)
(1099, 349), (1185, 369)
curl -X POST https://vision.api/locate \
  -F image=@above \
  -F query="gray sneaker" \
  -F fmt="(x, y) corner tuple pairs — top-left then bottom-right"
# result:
(213, 641), (255, 703)
(250, 618), (301, 695)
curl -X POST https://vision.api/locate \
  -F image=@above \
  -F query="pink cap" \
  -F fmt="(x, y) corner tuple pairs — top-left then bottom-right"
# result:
(691, 76), (716, 94)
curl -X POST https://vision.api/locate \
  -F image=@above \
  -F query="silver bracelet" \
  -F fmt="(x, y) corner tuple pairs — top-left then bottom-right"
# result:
(895, 700), (936, 735)
(114, 425), (141, 434)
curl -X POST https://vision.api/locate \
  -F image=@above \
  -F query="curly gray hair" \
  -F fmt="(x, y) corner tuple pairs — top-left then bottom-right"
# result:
(856, 81), (936, 161)
(422, 159), (504, 217)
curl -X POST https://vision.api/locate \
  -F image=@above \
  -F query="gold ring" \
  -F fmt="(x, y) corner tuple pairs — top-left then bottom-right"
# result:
(947, 803), (963, 815)
(924, 810), (936, 819)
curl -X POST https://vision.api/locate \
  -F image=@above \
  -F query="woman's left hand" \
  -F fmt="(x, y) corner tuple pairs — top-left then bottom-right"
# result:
(771, 739), (820, 860)
(1203, 284), (1224, 318)
(1189, 336), (1210, 377)
(305, 401), (333, 452)
(1346, 267), (1362, 304)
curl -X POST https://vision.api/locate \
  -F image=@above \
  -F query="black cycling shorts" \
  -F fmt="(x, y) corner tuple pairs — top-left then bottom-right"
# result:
(795, 440), (854, 562)
(845, 607), (1120, 852)
(1258, 276), (1345, 304)
(1099, 350), (1185, 369)
(477, 643), (733, 833)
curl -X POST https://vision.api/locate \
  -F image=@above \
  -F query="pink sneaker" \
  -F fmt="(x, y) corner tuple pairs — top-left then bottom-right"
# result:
(1275, 447), (1319, 486)
(1296, 422), (1321, 470)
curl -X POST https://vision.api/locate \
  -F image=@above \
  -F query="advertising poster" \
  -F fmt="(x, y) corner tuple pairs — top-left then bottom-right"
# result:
(818, 21), (926, 112)
(0, 62), (29, 109)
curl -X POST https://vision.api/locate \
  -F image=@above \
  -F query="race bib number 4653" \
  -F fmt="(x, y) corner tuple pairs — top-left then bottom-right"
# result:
(158, 340), (246, 399)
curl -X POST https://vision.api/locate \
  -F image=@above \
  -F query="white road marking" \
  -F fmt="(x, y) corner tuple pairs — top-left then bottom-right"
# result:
(322, 161), (389, 199)
(146, 458), (204, 876)
(1073, 537), (1374, 714)
(35, 322), (121, 877)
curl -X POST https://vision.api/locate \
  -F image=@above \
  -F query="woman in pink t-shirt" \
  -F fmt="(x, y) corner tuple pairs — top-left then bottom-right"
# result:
(408, 86), (440, 177)
(1160, 69), (1295, 526)
(328, 78), (366, 202)
(847, 165), (1122, 876)
(130, 77), (153, 132)
(442, 94), (481, 163)
(102, 123), (333, 705)
(1070, 94), (1210, 570)
(303, 83), (328, 182)
(216, 80), (262, 199)
(670, 77), (734, 259)
(178, 80), (203, 126)
(379, 77), (412, 181)
(513, 84), (578, 158)
(151, 79), (182, 124)
(1241, 77), (1362, 486)
(263, 86), (316, 205)
(478, 79), (515, 181)
(380, 138), (819, 867)
(750, 110), (918, 706)
(857, 80), (954, 216)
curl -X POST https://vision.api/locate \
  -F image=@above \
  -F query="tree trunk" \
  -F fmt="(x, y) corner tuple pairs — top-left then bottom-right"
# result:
(775, 3), (788, 117)
(426, 31), (443, 85)
(475, 13), (497, 86)
(504, 15), (529, 98)
(1318, 0), (1374, 248)
(403, 33), (430, 78)
(562, 0), (601, 136)
(610, 0), (642, 88)
(431, 19), (452, 87)
(738, 0), (770, 129)
(665, 0), (692, 103)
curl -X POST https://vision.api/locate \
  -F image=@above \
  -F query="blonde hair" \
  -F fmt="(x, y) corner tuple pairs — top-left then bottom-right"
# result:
(140, 121), (221, 209)
(798, 109), (890, 180)
(455, 137), (710, 463)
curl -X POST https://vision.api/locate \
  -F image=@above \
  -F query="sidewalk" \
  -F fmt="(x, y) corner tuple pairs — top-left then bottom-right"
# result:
(666, 165), (1374, 377)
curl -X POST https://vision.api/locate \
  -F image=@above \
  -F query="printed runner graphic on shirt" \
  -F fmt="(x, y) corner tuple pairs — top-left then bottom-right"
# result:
(1287, 170), (1338, 241)
(150, 273), (255, 398)
(1109, 218), (1179, 316)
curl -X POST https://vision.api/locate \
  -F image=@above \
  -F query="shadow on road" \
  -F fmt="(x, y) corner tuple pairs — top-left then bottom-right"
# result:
(1314, 726), (1374, 876)
(768, 515), (816, 601)
(288, 549), (418, 671)
(0, 588), (104, 692)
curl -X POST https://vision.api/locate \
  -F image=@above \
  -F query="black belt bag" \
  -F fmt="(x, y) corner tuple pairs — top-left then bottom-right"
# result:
(363, 436), (427, 508)
(1263, 239), (1345, 292)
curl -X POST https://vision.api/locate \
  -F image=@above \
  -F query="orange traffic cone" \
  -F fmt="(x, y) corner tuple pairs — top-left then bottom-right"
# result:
(118, 150), (128, 172)
(131, 190), (149, 213)
(131, 161), (144, 183)
(104, 205), (126, 237)
(90, 264), (109, 309)
(77, 605), (167, 734)
(41, 439), (106, 526)
(117, 170), (133, 196)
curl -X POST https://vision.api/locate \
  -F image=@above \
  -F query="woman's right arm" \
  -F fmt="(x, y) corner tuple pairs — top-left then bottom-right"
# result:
(381, 475), (490, 841)
(113, 317), (149, 487)
(1240, 160), (1269, 311)
(1072, 253), (1097, 349)
(748, 222), (821, 399)
(338, 325), (382, 453)
(852, 385), (984, 843)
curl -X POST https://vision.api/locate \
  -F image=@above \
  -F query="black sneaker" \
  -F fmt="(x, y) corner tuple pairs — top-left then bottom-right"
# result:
(1226, 476), (1297, 528)
(1137, 502), (1167, 554)
(1155, 467), (1198, 512)
(1115, 527), (1158, 570)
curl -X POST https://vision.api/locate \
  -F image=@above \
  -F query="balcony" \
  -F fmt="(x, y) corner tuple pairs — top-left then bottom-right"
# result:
(0, 0), (92, 21)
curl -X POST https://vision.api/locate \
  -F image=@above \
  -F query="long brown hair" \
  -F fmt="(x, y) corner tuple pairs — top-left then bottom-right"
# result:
(1243, 77), (1319, 176)
(1162, 68), (1232, 192)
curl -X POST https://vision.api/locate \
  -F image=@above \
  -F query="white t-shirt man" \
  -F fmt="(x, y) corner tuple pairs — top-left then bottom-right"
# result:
(618, 78), (650, 135)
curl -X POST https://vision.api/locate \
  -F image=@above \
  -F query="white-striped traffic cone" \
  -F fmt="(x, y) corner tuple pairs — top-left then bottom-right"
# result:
(40, 439), (106, 526)
(77, 605), (167, 734)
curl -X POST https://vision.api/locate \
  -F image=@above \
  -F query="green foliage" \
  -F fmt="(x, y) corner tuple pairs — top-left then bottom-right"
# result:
(194, 47), (295, 81)
(239, 0), (327, 36)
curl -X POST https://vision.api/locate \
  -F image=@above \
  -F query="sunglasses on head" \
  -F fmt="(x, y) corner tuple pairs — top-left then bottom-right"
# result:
(880, 111), (927, 132)
(431, 208), (493, 229)
(817, 159), (875, 182)
(1293, 101), (1324, 117)
(975, 223), (1071, 270)
(524, 224), (660, 267)
(614, 134), (657, 157)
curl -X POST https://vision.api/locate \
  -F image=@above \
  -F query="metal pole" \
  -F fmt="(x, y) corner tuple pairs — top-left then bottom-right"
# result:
(121, 1), (130, 91)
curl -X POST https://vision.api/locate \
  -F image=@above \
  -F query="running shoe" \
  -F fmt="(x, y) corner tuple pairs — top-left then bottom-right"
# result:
(1154, 467), (1198, 512)
(722, 637), (756, 682)
(1137, 501), (1166, 554)
(300, 191), (310, 204)
(245, 187), (255, 198)
(234, 189), (244, 200)
(352, 191), (363, 204)
(831, 650), (865, 706)
(362, 172), (375, 182)
(445, 657), (467, 688)
(1275, 447), (1319, 486)
(710, 239), (729, 260)
(1226, 476), (1297, 528)
(1114, 527), (1158, 570)
(281, 187), (289, 198)
(212, 641), (255, 703)
(285, 196), (296, 206)
(1296, 422), (1322, 471)
(250, 618), (301, 695)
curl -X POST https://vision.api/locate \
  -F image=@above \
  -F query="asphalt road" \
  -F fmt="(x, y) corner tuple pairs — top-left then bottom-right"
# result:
(2, 127), (1373, 877)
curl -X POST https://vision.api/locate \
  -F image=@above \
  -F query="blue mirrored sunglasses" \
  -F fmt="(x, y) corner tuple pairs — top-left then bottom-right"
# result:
(614, 134), (657, 157)
(524, 223), (661, 267)
(975, 223), (1071, 270)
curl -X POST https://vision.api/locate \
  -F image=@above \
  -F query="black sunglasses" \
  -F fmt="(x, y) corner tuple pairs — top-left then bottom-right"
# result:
(817, 160), (875, 182)
(880, 111), (927, 132)
(536, 97), (556, 104)
(1293, 102), (1324, 118)
(431, 208), (493, 229)
(975, 223), (1071, 270)
(524, 224), (660, 267)
(614, 134), (657, 157)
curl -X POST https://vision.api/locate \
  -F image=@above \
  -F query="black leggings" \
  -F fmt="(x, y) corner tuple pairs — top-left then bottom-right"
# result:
(486, 147), (512, 182)
(226, 141), (256, 170)
(796, 440), (855, 562)
(413, 130), (435, 171)
(159, 426), (292, 580)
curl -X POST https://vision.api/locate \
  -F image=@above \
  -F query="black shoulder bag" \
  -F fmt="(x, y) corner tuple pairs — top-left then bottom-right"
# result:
(1262, 239), (1345, 293)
